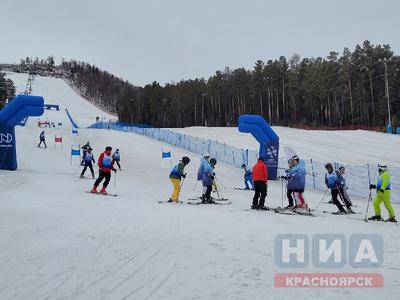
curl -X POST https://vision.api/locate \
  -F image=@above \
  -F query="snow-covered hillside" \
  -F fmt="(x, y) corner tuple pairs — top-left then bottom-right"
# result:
(6, 72), (117, 128)
(170, 126), (400, 166)
(1, 73), (399, 299)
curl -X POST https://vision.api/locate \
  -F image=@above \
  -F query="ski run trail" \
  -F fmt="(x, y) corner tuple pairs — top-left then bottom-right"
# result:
(1, 72), (400, 300)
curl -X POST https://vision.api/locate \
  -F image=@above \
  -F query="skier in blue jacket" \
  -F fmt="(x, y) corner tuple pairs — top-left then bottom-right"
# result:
(241, 164), (254, 190)
(202, 158), (217, 203)
(197, 153), (210, 197)
(324, 163), (353, 214)
(112, 149), (121, 170)
(80, 147), (95, 178)
(283, 156), (306, 208)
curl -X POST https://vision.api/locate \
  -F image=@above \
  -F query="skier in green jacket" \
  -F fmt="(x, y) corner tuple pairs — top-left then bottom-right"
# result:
(368, 164), (397, 222)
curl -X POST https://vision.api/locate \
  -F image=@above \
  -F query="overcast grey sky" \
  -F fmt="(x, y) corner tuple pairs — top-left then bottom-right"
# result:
(1, 0), (399, 86)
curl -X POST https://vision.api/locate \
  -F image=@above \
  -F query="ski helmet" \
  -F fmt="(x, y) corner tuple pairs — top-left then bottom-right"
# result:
(291, 155), (299, 162)
(203, 152), (210, 158)
(210, 158), (217, 165)
(258, 156), (265, 162)
(325, 163), (333, 170)
(378, 164), (387, 173)
(181, 156), (190, 165)
(105, 146), (112, 152)
(241, 163), (246, 168)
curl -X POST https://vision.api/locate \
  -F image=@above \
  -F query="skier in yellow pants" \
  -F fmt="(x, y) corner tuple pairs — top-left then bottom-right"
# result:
(168, 156), (190, 202)
(368, 164), (397, 222)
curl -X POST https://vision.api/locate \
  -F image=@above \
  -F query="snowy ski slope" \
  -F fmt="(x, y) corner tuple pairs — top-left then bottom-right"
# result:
(1, 73), (399, 300)
(171, 126), (400, 166)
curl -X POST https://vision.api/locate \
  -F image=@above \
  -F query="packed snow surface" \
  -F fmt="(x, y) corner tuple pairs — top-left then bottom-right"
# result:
(1, 73), (399, 299)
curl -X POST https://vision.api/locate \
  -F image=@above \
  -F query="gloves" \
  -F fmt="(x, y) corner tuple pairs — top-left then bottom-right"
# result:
(369, 184), (376, 190)
(280, 176), (288, 180)
(182, 173), (186, 178)
(211, 176), (215, 180)
(113, 168), (117, 173)
(378, 189), (384, 193)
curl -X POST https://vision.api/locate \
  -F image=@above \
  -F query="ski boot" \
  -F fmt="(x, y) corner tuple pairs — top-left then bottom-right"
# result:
(92, 173), (95, 179)
(347, 208), (356, 214)
(90, 186), (98, 194)
(333, 210), (347, 215)
(167, 198), (173, 203)
(385, 217), (397, 223)
(367, 215), (382, 221)
(100, 187), (107, 195)
(80, 174), (85, 179)
(251, 205), (259, 210)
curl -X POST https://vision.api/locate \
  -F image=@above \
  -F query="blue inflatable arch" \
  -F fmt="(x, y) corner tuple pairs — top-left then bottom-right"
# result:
(0, 95), (44, 170)
(238, 114), (280, 179)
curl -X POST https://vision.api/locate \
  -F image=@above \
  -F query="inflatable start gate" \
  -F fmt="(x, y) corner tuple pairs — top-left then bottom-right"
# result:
(238, 114), (280, 180)
(0, 95), (44, 170)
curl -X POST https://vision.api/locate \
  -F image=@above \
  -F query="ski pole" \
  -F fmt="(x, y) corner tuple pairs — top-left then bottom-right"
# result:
(314, 188), (329, 211)
(364, 164), (372, 222)
(281, 177), (284, 208)
(114, 171), (117, 189)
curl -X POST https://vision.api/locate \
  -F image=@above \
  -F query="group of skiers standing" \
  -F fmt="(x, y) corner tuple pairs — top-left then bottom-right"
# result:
(166, 151), (397, 222)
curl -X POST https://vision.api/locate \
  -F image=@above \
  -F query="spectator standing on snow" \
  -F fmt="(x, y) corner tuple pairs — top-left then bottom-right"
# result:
(251, 157), (268, 210)
(37, 131), (47, 148)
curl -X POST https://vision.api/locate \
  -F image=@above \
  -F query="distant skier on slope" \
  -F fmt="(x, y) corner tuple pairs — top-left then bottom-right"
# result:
(324, 163), (353, 214)
(368, 164), (397, 222)
(168, 156), (190, 203)
(251, 157), (268, 210)
(90, 146), (117, 195)
(80, 147), (95, 179)
(197, 153), (210, 197)
(112, 149), (121, 170)
(202, 158), (217, 204)
(282, 155), (307, 209)
(241, 164), (254, 190)
(37, 131), (47, 148)
(81, 142), (91, 165)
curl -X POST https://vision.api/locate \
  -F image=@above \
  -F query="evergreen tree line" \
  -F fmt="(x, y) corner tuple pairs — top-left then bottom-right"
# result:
(118, 40), (400, 129)
(0, 72), (16, 109)
(6, 40), (400, 129)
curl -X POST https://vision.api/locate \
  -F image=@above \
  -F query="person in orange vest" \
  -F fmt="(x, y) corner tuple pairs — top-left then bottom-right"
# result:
(251, 157), (268, 210)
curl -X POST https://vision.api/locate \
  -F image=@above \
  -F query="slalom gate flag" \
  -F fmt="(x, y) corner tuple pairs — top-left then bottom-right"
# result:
(162, 151), (171, 158)
(161, 149), (172, 168)
(71, 149), (80, 156)
(55, 136), (63, 143)
(72, 128), (79, 135)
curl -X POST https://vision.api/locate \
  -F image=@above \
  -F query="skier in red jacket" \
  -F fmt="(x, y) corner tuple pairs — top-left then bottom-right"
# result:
(251, 157), (268, 210)
(90, 146), (117, 194)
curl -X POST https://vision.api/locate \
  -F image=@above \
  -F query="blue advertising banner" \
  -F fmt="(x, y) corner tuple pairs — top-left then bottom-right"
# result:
(0, 123), (16, 170)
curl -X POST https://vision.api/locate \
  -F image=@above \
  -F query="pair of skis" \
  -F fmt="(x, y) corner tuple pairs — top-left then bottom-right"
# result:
(86, 191), (117, 197)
